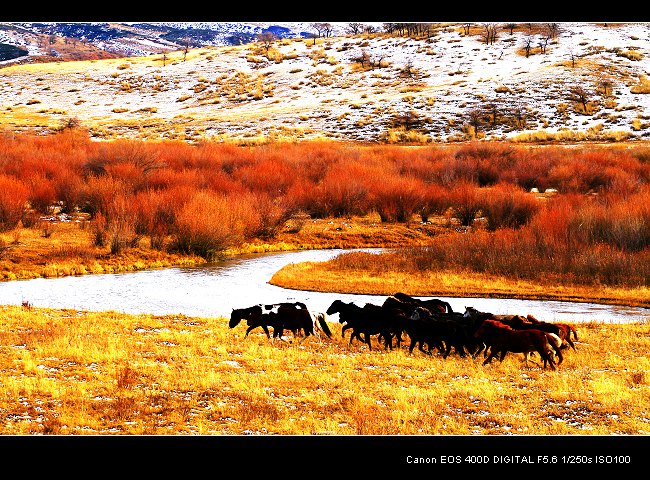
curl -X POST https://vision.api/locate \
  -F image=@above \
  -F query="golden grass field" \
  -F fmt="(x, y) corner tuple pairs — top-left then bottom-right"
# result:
(1, 304), (648, 437)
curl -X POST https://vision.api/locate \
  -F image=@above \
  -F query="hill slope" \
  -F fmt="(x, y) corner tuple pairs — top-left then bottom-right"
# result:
(0, 22), (648, 143)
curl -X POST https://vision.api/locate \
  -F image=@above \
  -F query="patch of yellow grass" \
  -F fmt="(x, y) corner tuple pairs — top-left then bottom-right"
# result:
(270, 263), (650, 308)
(0, 304), (647, 435)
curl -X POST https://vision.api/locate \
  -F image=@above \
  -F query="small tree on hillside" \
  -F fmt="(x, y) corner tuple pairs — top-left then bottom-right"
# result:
(482, 24), (498, 45)
(256, 32), (276, 53)
(504, 23), (518, 35)
(522, 36), (534, 57)
(568, 85), (592, 114)
(346, 23), (364, 35)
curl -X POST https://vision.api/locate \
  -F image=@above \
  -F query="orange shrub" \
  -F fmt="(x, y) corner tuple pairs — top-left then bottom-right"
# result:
(447, 180), (482, 226)
(0, 174), (29, 231)
(169, 191), (260, 260)
(368, 174), (425, 222)
(479, 183), (541, 231)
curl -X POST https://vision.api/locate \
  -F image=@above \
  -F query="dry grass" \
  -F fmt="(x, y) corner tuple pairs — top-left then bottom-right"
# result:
(0, 304), (647, 436)
(0, 219), (202, 281)
(270, 262), (650, 308)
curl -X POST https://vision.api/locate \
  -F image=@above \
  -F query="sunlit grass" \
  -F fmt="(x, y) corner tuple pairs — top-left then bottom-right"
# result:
(0, 305), (647, 435)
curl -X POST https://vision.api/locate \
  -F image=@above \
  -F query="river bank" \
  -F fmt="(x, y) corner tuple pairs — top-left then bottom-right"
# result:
(1, 214), (649, 311)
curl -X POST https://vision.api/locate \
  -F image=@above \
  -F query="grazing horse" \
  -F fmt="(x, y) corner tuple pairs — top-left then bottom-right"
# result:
(474, 319), (558, 370)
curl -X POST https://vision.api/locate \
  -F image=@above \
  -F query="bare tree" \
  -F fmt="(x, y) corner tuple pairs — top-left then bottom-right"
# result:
(510, 104), (528, 130)
(522, 36), (534, 57)
(568, 85), (592, 113)
(538, 35), (550, 54)
(482, 24), (498, 45)
(256, 32), (276, 53)
(468, 108), (485, 136)
(400, 59), (416, 79)
(321, 23), (333, 37)
(596, 73), (615, 97)
(346, 23), (364, 35)
(182, 37), (191, 61)
(485, 102), (499, 128)
(462, 23), (472, 35)
(504, 23), (518, 35)
(546, 23), (560, 39)
(310, 22), (325, 39)
(568, 48), (577, 68)
(363, 24), (376, 36)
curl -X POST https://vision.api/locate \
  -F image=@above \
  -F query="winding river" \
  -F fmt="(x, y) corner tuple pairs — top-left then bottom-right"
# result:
(0, 248), (647, 324)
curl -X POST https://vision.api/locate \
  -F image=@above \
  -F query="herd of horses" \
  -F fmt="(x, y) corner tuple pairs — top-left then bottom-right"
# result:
(228, 292), (579, 370)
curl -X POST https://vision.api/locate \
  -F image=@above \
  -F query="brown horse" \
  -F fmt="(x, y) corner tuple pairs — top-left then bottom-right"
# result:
(474, 319), (558, 370)
(526, 315), (578, 350)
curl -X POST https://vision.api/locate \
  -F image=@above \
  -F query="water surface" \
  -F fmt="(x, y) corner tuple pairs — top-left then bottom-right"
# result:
(0, 248), (647, 324)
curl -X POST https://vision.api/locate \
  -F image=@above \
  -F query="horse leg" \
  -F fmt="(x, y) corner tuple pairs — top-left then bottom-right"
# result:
(483, 351), (497, 365)
(499, 351), (508, 363)
(419, 342), (431, 356)
(245, 325), (261, 338)
(364, 332), (373, 351)
(341, 324), (350, 339)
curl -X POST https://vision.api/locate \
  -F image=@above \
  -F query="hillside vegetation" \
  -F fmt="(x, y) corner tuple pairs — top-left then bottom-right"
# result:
(1, 22), (649, 143)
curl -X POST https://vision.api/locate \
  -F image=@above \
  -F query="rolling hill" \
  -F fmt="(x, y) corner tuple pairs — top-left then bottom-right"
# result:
(0, 21), (648, 143)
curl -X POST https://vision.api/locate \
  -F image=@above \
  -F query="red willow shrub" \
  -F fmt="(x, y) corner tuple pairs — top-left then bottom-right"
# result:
(2, 130), (650, 270)
(368, 174), (424, 223)
(0, 174), (30, 232)
(447, 180), (482, 226)
(169, 191), (261, 260)
(479, 183), (541, 231)
(567, 187), (650, 252)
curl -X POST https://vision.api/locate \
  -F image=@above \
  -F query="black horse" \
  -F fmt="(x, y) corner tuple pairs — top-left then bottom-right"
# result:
(393, 292), (454, 314)
(230, 302), (307, 338)
(326, 299), (394, 350)
(230, 302), (331, 342)
(229, 305), (271, 338)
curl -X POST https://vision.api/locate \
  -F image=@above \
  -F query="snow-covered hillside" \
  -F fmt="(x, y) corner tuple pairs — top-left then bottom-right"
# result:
(0, 22), (648, 143)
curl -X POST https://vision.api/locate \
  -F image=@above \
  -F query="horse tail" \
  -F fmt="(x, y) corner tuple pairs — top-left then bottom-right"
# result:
(547, 332), (562, 349)
(317, 313), (332, 338)
(546, 332), (564, 365)
(570, 326), (578, 341)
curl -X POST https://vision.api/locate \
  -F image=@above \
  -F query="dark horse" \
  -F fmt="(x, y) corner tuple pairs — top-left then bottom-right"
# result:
(229, 302), (306, 338)
(325, 299), (395, 350)
(230, 303), (331, 342)
(393, 292), (454, 314)
(268, 306), (332, 342)
(229, 305), (271, 337)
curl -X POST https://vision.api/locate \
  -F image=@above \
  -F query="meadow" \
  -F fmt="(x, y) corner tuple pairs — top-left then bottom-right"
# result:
(0, 304), (648, 436)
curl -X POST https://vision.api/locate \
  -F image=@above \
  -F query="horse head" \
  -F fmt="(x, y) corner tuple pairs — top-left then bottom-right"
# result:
(326, 299), (343, 315)
(229, 309), (243, 328)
